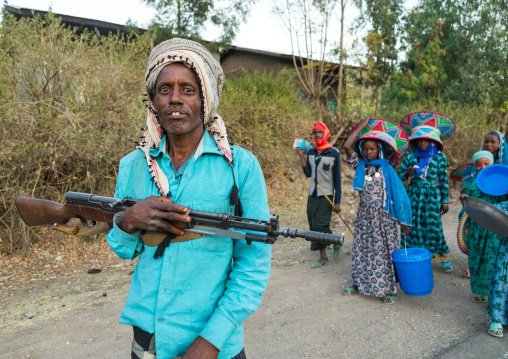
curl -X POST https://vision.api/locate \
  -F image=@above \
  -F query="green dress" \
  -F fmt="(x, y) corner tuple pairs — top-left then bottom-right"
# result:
(398, 151), (449, 256)
(460, 180), (503, 296)
(487, 201), (508, 324)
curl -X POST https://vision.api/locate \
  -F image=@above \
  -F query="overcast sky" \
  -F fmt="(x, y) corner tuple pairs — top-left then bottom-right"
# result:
(5, 0), (417, 60)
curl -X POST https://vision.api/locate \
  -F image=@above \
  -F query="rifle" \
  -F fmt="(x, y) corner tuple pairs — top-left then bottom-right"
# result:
(15, 192), (344, 247)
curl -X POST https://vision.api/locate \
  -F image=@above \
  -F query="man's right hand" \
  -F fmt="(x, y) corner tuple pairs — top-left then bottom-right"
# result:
(118, 196), (191, 235)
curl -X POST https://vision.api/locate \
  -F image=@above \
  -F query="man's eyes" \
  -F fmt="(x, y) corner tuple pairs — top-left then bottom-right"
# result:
(158, 86), (195, 94)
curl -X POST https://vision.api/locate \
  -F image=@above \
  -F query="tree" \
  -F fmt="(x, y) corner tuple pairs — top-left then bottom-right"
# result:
(383, 20), (447, 104)
(335, 0), (346, 121)
(143, 0), (256, 45)
(273, 0), (340, 121)
(400, 0), (508, 108)
(353, 0), (404, 108)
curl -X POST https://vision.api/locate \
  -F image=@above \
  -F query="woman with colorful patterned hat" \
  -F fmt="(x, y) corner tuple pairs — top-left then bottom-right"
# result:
(398, 111), (454, 272)
(459, 151), (504, 303)
(341, 118), (412, 305)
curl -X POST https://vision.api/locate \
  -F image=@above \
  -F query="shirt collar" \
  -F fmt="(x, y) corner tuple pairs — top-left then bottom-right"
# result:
(149, 131), (224, 160)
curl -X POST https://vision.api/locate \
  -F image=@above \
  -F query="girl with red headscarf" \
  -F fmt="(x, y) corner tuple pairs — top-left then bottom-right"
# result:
(296, 122), (342, 268)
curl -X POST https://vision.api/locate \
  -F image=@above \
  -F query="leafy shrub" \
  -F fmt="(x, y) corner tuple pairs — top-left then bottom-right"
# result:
(0, 14), (317, 254)
(219, 69), (315, 177)
(0, 13), (152, 253)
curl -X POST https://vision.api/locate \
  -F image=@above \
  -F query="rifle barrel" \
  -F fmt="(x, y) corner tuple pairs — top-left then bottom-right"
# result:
(276, 228), (344, 246)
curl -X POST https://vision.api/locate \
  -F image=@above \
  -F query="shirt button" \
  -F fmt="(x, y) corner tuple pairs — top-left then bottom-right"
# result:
(169, 175), (173, 179)
(158, 317), (164, 323)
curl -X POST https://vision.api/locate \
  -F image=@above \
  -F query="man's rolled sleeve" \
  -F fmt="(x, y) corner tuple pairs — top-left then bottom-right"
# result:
(106, 159), (143, 260)
(199, 154), (271, 350)
(106, 212), (143, 260)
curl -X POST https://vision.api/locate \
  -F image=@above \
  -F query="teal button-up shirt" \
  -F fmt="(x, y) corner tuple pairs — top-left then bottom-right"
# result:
(106, 131), (271, 359)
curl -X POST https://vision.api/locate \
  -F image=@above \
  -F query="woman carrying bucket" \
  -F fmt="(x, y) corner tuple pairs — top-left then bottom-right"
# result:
(459, 151), (504, 303)
(398, 112), (454, 272)
(341, 118), (412, 305)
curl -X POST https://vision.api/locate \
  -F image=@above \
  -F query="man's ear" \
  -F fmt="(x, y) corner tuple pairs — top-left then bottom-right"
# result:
(149, 92), (155, 104)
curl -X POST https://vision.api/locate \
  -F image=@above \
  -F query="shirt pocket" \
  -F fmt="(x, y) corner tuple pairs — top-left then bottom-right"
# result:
(190, 199), (234, 253)
(322, 162), (331, 171)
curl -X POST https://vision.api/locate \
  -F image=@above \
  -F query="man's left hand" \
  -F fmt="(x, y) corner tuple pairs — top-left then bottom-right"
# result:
(441, 204), (449, 215)
(401, 224), (410, 236)
(333, 205), (341, 214)
(182, 336), (219, 359)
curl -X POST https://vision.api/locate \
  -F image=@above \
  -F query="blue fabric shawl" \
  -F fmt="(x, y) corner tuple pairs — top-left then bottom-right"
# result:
(483, 131), (508, 165)
(413, 141), (439, 180)
(353, 141), (412, 225)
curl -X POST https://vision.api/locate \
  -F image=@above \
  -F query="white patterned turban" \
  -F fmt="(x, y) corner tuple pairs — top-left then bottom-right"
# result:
(138, 38), (232, 197)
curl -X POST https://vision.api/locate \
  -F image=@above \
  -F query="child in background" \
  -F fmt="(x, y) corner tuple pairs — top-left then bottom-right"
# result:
(341, 118), (411, 305)
(483, 131), (508, 166)
(459, 130), (508, 278)
(459, 151), (504, 303)
(297, 122), (342, 268)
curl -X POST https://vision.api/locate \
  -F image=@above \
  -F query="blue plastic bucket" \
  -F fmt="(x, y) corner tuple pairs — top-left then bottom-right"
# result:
(392, 248), (434, 296)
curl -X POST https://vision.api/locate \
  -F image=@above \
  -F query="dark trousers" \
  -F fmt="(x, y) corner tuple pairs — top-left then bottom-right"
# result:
(131, 326), (247, 359)
(306, 195), (333, 251)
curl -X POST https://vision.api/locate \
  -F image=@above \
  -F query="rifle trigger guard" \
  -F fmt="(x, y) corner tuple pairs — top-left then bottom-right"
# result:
(78, 216), (96, 228)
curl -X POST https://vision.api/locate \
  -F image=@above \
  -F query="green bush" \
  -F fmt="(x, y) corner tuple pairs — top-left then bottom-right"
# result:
(0, 14), (316, 254)
(0, 13), (152, 253)
(219, 69), (315, 176)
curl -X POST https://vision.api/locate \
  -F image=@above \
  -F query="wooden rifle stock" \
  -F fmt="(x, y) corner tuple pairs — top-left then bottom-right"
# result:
(15, 196), (115, 227)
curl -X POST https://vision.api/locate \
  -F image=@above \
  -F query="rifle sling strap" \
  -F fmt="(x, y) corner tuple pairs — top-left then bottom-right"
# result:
(51, 222), (205, 247)
(140, 232), (205, 247)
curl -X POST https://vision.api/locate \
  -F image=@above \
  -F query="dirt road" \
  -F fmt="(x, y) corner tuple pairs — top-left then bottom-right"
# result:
(1, 194), (507, 358)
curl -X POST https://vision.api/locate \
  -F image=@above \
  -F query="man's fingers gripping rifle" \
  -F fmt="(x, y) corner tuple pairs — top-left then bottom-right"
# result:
(15, 192), (344, 247)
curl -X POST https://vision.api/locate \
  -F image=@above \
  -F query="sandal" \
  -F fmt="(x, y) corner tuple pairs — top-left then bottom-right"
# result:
(460, 269), (470, 278)
(340, 286), (357, 296)
(442, 262), (452, 273)
(333, 245), (342, 259)
(472, 295), (488, 303)
(488, 322), (503, 338)
(311, 258), (329, 268)
(381, 295), (398, 305)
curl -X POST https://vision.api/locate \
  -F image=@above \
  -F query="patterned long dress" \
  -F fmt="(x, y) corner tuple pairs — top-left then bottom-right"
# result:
(460, 180), (503, 296)
(398, 151), (449, 256)
(487, 201), (508, 324)
(347, 152), (399, 297)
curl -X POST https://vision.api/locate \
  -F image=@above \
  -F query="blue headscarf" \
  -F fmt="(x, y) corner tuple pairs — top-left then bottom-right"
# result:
(472, 150), (494, 165)
(483, 131), (508, 165)
(353, 140), (412, 225)
(412, 141), (439, 180)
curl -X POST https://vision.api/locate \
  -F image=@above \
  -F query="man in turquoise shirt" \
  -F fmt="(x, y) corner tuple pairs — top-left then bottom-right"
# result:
(106, 38), (271, 359)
